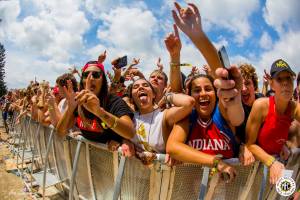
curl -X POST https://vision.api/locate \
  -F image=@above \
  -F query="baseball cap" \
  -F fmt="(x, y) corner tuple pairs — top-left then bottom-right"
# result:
(270, 59), (296, 78)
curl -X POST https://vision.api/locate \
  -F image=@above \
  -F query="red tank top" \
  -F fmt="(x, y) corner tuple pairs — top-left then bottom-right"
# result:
(257, 96), (292, 155)
(187, 118), (234, 159)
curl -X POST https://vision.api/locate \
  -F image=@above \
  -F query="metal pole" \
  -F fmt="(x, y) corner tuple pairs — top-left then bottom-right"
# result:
(42, 128), (54, 200)
(69, 140), (82, 200)
(112, 156), (126, 200)
(86, 143), (97, 200)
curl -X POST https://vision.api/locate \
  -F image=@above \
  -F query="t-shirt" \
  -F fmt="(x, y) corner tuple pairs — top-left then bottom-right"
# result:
(58, 98), (67, 114)
(187, 106), (239, 158)
(130, 109), (165, 153)
(236, 93), (264, 143)
(75, 94), (133, 143)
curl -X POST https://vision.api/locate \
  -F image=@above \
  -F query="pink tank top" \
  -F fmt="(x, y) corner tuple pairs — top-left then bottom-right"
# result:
(257, 96), (292, 155)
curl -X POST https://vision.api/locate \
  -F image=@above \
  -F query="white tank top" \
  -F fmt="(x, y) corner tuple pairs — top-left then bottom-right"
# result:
(131, 109), (165, 153)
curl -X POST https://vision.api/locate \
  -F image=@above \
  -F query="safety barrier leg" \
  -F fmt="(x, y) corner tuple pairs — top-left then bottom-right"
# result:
(259, 165), (268, 200)
(69, 140), (82, 200)
(198, 167), (210, 200)
(42, 128), (54, 200)
(85, 143), (97, 200)
(20, 118), (31, 175)
(113, 156), (126, 200)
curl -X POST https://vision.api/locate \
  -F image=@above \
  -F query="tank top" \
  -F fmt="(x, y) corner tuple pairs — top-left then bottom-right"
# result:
(257, 96), (293, 155)
(131, 109), (165, 153)
(187, 106), (238, 159)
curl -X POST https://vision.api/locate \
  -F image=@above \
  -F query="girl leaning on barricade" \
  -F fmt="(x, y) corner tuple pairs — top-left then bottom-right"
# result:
(165, 2), (245, 182)
(123, 78), (195, 165)
(56, 59), (135, 145)
(243, 59), (300, 184)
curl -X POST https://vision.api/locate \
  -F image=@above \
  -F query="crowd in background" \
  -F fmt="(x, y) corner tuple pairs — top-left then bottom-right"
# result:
(0, 2), (299, 197)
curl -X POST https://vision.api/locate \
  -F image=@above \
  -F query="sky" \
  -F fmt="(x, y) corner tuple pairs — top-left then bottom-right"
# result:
(0, 0), (299, 89)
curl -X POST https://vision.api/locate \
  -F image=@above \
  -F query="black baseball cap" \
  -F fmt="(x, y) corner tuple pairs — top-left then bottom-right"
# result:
(270, 59), (296, 78)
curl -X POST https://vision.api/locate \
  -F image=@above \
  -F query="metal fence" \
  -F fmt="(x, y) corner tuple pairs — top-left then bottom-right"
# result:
(7, 115), (300, 200)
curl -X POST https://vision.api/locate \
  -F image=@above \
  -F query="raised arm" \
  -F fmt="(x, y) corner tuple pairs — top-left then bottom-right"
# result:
(164, 93), (195, 126)
(173, 2), (222, 78)
(164, 24), (182, 92)
(56, 80), (77, 137)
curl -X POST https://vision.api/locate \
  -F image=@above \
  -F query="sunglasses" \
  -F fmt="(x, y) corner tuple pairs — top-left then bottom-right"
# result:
(82, 71), (103, 79)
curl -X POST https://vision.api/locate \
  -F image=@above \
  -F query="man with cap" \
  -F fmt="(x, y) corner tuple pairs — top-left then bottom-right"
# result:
(243, 59), (300, 185)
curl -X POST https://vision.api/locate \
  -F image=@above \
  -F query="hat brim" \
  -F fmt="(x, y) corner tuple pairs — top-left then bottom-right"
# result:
(271, 68), (296, 78)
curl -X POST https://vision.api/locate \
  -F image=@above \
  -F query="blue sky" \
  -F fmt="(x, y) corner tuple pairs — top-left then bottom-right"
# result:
(0, 0), (299, 89)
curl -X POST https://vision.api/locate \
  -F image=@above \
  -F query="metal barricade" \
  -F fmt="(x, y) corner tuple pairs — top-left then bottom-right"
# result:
(7, 117), (300, 200)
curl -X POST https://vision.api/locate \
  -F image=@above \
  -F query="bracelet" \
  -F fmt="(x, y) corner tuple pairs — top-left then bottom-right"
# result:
(210, 155), (222, 176)
(110, 116), (118, 129)
(170, 62), (180, 68)
(48, 106), (54, 111)
(165, 93), (173, 105)
(266, 156), (276, 167)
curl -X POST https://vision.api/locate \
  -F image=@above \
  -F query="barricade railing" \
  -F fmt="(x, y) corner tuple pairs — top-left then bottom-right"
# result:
(6, 115), (300, 200)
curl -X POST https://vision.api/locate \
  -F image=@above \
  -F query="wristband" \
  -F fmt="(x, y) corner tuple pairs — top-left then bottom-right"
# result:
(210, 154), (222, 176)
(266, 156), (276, 167)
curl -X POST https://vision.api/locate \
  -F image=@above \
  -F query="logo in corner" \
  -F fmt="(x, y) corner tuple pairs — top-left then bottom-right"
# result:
(276, 177), (296, 197)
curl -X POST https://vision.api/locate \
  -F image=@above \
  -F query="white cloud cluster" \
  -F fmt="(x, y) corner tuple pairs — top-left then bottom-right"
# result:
(1, 0), (90, 88)
(263, 0), (300, 34)
(259, 32), (273, 50)
(195, 0), (260, 44)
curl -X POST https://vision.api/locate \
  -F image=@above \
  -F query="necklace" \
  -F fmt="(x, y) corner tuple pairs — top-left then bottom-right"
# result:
(137, 109), (156, 151)
(197, 116), (212, 128)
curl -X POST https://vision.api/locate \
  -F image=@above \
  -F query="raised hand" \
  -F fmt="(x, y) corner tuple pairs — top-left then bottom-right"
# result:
(164, 24), (182, 58)
(98, 50), (107, 63)
(214, 66), (243, 107)
(263, 69), (271, 85)
(131, 58), (140, 66)
(191, 66), (199, 75)
(122, 58), (140, 77)
(172, 2), (203, 41)
(63, 80), (77, 110)
(156, 57), (164, 71)
(202, 64), (211, 75)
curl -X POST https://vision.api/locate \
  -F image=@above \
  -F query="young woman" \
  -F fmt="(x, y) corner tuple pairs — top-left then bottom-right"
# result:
(129, 78), (195, 153)
(167, 71), (244, 182)
(56, 61), (135, 144)
(244, 59), (300, 184)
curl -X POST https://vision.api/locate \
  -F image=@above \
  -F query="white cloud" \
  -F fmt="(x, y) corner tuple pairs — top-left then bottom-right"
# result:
(1, 0), (90, 88)
(259, 32), (273, 50)
(194, 0), (259, 44)
(257, 31), (300, 72)
(263, 0), (300, 34)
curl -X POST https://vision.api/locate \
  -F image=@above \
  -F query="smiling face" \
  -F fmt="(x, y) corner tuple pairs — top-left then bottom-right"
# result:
(241, 78), (256, 106)
(82, 65), (103, 95)
(131, 79), (155, 112)
(190, 77), (216, 120)
(271, 71), (294, 101)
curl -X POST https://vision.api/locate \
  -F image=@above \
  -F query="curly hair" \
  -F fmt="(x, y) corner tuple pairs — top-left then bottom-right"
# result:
(239, 63), (258, 90)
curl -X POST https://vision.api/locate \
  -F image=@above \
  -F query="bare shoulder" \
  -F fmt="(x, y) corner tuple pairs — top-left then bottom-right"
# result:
(251, 97), (269, 117)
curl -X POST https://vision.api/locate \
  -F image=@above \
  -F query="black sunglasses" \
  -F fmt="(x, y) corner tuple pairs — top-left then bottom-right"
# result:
(82, 71), (103, 79)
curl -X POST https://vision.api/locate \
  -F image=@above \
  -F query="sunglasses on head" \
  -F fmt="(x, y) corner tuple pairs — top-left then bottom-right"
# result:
(82, 71), (103, 79)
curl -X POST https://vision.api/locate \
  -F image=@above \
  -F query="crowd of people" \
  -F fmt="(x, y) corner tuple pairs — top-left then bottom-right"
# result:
(1, 2), (300, 195)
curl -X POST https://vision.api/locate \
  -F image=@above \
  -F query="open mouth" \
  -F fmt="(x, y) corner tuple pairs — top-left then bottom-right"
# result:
(138, 92), (148, 101)
(199, 99), (210, 107)
(90, 84), (96, 91)
(242, 93), (250, 101)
